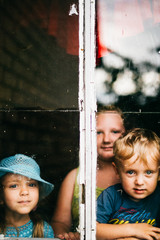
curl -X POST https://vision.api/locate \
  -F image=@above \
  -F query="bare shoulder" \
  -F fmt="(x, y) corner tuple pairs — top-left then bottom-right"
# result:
(66, 168), (78, 178)
(51, 168), (79, 228)
(62, 168), (78, 187)
(53, 167), (78, 210)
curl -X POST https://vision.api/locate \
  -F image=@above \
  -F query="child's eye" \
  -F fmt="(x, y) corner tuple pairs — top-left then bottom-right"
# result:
(9, 184), (18, 189)
(146, 170), (153, 175)
(126, 170), (135, 175)
(28, 182), (38, 188)
(112, 130), (120, 134)
(97, 131), (103, 135)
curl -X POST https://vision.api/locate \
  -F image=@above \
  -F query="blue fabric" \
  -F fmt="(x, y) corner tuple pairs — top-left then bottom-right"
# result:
(0, 154), (54, 199)
(5, 220), (54, 238)
(97, 183), (160, 226)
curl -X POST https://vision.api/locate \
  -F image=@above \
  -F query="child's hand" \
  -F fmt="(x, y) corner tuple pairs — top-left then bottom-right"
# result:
(56, 231), (80, 240)
(131, 223), (160, 240)
(117, 238), (145, 240)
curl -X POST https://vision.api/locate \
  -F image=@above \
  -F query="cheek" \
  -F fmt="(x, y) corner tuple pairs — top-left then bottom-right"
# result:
(97, 136), (102, 148)
(33, 190), (39, 201)
(147, 177), (158, 189)
(113, 134), (122, 142)
(3, 191), (17, 205)
(121, 175), (133, 188)
(97, 135), (102, 143)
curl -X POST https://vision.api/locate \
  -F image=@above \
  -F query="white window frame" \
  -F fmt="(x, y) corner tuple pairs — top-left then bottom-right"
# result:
(79, 1), (97, 240)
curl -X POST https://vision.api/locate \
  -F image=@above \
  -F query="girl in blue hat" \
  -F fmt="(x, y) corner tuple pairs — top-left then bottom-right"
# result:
(0, 154), (54, 238)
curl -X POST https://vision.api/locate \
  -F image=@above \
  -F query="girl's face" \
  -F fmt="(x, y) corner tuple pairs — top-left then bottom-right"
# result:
(1, 173), (39, 218)
(97, 112), (125, 162)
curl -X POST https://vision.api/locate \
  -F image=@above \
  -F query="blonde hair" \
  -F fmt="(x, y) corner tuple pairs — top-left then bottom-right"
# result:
(113, 128), (160, 167)
(97, 105), (125, 130)
(97, 105), (124, 118)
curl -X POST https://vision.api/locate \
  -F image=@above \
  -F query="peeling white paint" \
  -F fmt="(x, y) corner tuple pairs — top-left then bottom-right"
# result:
(79, 0), (96, 240)
(69, 4), (78, 16)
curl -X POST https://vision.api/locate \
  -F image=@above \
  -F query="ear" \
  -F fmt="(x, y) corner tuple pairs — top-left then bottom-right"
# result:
(0, 200), (4, 205)
(112, 162), (119, 176)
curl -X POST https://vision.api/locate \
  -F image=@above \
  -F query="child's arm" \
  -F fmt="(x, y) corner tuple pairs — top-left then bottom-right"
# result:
(51, 168), (80, 240)
(96, 222), (160, 240)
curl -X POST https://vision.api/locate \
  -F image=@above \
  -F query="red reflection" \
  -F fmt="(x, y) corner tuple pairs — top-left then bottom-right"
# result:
(20, 0), (79, 56)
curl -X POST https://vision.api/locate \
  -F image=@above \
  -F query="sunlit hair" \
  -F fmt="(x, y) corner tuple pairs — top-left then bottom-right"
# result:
(113, 128), (160, 167)
(97, 105), (124, 118)
(0, 174), (45, 237)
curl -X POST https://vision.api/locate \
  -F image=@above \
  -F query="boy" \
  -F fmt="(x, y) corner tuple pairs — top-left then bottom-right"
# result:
(96, 128), (160, 240)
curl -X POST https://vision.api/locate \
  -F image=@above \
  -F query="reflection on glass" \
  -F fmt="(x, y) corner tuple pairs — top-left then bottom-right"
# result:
(96, 0), (160, 111)
(0, 0), (79, 110)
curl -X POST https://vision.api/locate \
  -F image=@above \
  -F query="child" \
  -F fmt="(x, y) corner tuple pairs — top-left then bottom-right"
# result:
(96, 128), (160, 240)
(0, 153), (54, 238)
(52, 105), (125, 240)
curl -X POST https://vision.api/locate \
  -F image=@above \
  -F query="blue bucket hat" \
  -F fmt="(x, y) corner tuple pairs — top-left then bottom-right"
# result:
(0, 154), (54, 199)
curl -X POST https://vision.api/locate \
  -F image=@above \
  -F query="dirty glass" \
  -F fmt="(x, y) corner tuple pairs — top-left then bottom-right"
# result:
(96, 0), (160, 135)
(0, 0), (79, 231)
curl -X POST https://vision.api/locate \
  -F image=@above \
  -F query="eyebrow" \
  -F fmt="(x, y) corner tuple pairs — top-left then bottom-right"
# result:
(3, 178), (37, 184)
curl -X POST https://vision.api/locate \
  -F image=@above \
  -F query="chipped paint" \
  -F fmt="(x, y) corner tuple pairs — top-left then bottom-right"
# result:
(69, 4), (78, 16)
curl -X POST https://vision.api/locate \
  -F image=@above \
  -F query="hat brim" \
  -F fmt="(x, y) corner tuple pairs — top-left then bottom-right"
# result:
(0, 167), (54, 199)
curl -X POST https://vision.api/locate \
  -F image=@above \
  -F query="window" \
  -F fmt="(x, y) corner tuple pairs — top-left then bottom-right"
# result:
(1, 0), (160, 240)
(0, 0), (80, 239)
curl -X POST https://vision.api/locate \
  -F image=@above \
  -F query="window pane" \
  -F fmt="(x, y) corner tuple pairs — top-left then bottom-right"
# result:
(0, 0), (79, 110)
(96, 0), (160, 112)
(0, 0), (79, 235)
(0, 110), (79, 221)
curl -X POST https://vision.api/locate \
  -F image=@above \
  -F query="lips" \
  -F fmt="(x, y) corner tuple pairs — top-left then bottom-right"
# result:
(101, 146), (113, 151)
(18, 200), (30, 204)
(133, 188), (146, 194)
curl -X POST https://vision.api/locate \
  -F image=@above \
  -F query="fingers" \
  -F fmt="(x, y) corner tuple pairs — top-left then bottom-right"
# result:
(148, 232), (160, 240)
(154, 227), (160, 233)
(150, 232), (160, 240)
(56, 233), (65, 239)
(141, 226), (160, 240)
(56, 232), (80, 240)
(67, 232), (80, 240)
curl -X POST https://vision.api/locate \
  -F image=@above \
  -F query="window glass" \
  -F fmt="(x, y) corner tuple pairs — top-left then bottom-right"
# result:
(0, 110), (79, 222)
(96, 0), (160, 113)
(95, 2), (160, 239)
(0, 0), (79, 232)
(0, 0), (78, 110)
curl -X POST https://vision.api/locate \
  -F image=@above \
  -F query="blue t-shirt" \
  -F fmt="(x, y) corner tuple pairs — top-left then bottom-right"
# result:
(5, 220), (54, 238)
(97, 183), (160, 226)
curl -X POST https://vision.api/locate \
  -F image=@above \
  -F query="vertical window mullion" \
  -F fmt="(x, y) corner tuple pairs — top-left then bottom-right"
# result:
(79, 0), (96, 240)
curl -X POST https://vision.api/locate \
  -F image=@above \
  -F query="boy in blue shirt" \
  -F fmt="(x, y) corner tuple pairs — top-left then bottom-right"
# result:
(97, 128), (160, 240)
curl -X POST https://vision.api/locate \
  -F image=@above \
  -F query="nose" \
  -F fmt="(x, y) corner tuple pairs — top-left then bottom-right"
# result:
(103, 133), (111, 143)
(135, 174), (144, 186)
(19, 185), (29, 195)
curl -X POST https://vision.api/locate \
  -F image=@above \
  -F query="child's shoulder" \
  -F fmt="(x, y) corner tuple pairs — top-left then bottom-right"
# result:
(104, 183), (123, 193)
(98, 183), (123, 201)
